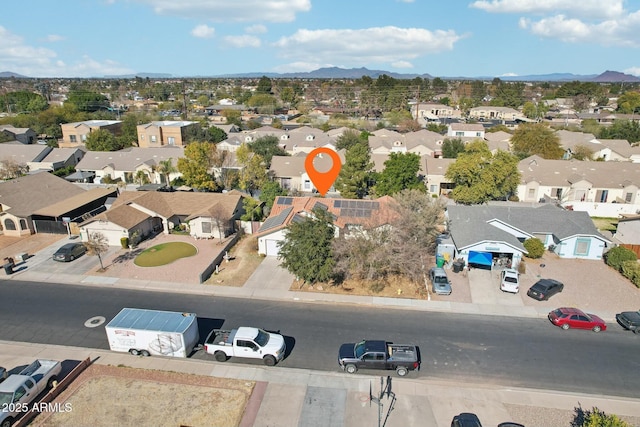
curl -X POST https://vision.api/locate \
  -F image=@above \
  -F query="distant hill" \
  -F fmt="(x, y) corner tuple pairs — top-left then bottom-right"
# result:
(590, 70), (640, 83)
(0, 71), (28, 78)
(2, 68), (639, 82)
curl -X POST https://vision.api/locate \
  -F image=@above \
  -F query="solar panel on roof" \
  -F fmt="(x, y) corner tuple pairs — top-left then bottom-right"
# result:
(334, 200), (342, 208)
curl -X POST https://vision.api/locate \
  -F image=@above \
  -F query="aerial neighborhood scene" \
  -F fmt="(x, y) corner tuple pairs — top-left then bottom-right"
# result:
(2, 1), (640, 427)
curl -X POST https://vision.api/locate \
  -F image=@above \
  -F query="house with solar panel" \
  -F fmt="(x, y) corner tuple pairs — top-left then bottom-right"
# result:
(256, 196), (396, 256)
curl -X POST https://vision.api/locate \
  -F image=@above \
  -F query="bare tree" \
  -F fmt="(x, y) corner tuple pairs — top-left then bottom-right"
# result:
(85, 232), (109, 270)
(0, 159), (29, 179)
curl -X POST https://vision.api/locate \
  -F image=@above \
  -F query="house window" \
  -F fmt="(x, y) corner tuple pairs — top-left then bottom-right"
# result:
(574, 189), (586, 201)
(574, 238), (590, 256)
(528, 188), (535, 199)
(70, 135), (77, 142)
(281, 178), (291, 189)
(19, 219), (27, 230)
(430, 185), (437, 193)
(167, 137), (175, 145)
(550, 188), (563, 199)
(201, 222), (212, 233)
(625, 192), (633, 203)
(455, 131), (464, 136)
(150, 135), (157, 143)
(3, 218), (16, 230)
(81, 134), (87, 141)
(595, 190), (608, 203)
(476, 132), (482, 137)
(304, 180), (311, 190)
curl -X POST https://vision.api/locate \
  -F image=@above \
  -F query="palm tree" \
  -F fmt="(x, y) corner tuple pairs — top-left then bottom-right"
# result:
(135, 170), (150, 186)
(156, 158), (178, 186)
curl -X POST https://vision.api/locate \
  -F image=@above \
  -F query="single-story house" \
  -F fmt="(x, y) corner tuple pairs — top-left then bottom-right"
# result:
(79, 191), (244, 246)
(0, 125), (37, 144)
(444, 203), (610, 269)
(256, 195), (396, 256)
(0, 171), (116, 237)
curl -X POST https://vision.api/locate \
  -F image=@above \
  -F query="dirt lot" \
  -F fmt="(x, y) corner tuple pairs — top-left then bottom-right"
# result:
(204, 235), (264, 287)
(33, 364), (254, 427)
(0, 233), (65, 261)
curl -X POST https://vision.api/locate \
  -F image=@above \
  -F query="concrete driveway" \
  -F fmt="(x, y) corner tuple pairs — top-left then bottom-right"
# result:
(243, 256), (296, 291)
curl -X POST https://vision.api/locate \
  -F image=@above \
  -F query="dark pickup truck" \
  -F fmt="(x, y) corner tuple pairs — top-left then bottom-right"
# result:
(616, 310), (640, 334)
(338, 340), (419, 377)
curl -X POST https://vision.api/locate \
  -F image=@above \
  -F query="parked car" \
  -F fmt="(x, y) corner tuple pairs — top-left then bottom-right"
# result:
(500, 268), (520, 293)
(429, 267), (452, 295)
(0, 366), (6, 383)
(548, 307), (607, 332)
(615, 310), (640, 334)
(52, 242), (87, 262)
(526, 278), (564, 301)
(451, 412), (482, 427)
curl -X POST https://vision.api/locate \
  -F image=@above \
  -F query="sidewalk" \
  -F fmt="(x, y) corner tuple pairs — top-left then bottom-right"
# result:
(2, 250), (638, 426)
(1, 340), (638, 427)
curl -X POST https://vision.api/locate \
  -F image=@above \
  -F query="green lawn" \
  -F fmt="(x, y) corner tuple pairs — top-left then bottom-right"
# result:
(591, 217), (618, 232)
(134, 242), (198, 267)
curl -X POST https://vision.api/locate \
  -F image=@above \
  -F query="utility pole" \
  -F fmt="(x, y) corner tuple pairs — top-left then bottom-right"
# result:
(182, 81), (188, 120)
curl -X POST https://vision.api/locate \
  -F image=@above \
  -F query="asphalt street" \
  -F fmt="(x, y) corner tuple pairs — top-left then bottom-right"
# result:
(0, 279), (638, 398)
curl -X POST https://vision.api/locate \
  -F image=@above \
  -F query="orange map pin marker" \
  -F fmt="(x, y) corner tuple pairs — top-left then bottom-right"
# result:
(305, 147), (341, 196)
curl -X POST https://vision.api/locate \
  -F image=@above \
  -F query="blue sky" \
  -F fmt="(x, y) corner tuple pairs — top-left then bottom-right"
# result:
(2, 0), (640, 78)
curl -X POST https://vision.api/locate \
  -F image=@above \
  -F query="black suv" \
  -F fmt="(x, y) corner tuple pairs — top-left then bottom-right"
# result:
(526, 278), (564, 301)
(451, 413), (482, 427)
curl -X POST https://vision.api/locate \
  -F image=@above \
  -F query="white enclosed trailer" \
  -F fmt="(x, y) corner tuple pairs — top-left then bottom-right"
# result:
(105, 308), (199, 357)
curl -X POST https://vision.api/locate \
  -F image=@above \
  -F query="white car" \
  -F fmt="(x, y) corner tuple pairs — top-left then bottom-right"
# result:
(500, 268), (520, 293)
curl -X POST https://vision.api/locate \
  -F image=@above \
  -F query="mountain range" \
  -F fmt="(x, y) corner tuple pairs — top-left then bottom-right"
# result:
(1, 68), (639, 82)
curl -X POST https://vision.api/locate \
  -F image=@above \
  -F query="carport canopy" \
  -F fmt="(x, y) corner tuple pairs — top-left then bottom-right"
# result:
(468, 251), (492, 266)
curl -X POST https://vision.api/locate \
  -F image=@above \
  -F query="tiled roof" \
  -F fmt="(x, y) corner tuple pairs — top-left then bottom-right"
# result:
(76, 147), (183, 172)
(257, 195), (397, 236)
(33, 187), (117, 217)
(82, 204), (151, 229)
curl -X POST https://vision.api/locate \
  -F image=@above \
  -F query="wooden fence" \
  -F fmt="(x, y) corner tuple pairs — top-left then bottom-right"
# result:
(621, 244), (640, 257)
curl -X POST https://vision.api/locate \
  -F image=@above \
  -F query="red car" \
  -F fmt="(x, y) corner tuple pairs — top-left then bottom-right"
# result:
(548, 307), (607, 332)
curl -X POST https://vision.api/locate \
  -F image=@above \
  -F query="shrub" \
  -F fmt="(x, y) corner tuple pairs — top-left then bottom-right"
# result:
(571, 405), (631, 427)
(604, 246), (637, 271)
(517, 259), (526, 274)
(621, 260), (640, 288)
(120, 237), (129, 249)
(523, 238), (545, 259)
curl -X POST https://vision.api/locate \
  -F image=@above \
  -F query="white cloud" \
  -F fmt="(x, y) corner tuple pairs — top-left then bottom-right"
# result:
(223, 35), (261, 48)
(45, 34), (65, 42)
(133, 0), (311, 23)
(397, 0), (415, 3)
(470, 0), (624, 20)
(245, 24), (267, 34)
(521, 11), (640, 47)
(392, 60), (413, 68)
(624, 67), (640, 77)
(191, 24), (215, 38)
(499, 72), (518, 77)
(0, 26), (133, 77)
(273, 26), (463, 67)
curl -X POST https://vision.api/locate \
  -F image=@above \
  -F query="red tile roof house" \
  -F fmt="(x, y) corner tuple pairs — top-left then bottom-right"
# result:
(255, 195), (397, 257)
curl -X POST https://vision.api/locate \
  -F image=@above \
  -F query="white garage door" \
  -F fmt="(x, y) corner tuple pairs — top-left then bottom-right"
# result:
(265, 239), (280, 257)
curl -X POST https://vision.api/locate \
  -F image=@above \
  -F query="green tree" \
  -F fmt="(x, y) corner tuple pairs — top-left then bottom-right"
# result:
(85, 129), (123, 151)
(571, 144), (594, 161)
(511, 123), (564, 159)
(240, 197), (265, 221)
(236, 144), (267, 196)
(156, 158), (177, 185)
(373, 152), (424, 196)
(572, 405), (631, 427)
(259, 181), (288, 213)
(604, 246), (637, 272)
(176, 142), (220, 191)
(426, 123), (448, 134)
(67, 90), (109, 112)
(431, 77), (448, 94)
(222, 109), (242, 126)
(207, 126), (228, 143)
(616, 91), (640, 114)
(135, 170), (150, 186)
(2, 91), (48, 114)
(335, 129), (366, 150)
(256, 76), (272, 94)
(247, 93), (278, 114)
(278, 207), (336, 285)
(445, 141), (520, 204)
(441, 138), (466, 158)
(599, 120), (640, 143)
(523, 238), (545, 258)
(335, 141), (374, 199)
(249, 135), (287, 167)
(117, 112), (151, 147)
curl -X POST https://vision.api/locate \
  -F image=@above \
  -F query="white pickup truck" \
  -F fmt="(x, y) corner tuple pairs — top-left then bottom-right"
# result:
(0, 359), (62, 427)
(204, 327), (286, 366)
